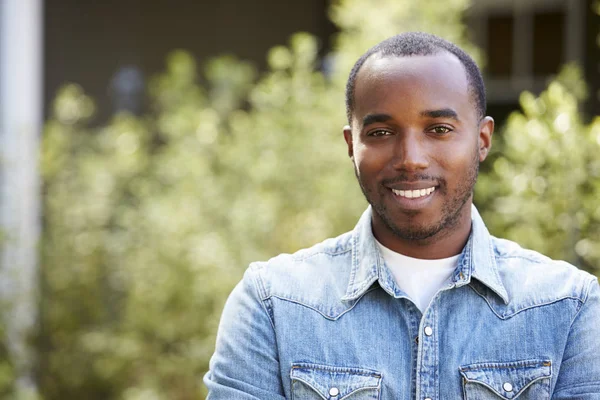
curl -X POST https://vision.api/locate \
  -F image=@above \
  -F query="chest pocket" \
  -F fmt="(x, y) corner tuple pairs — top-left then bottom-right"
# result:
(290, 363), (382, 400)
(459, 359), (552, 400)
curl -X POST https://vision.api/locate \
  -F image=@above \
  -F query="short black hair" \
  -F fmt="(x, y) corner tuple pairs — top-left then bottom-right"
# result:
(345, 32), (486, 124)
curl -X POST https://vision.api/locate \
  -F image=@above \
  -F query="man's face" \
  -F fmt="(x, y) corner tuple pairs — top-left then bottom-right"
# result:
(344, 52), (493, 252)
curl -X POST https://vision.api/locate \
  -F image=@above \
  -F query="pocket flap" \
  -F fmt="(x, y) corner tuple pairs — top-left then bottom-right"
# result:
(291, 363), (381, 398)
(459, 359), (552, 399)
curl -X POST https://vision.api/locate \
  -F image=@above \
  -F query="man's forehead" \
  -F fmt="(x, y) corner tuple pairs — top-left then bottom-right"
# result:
(357, 51), (467, 87)
(353, 52), (473, 119)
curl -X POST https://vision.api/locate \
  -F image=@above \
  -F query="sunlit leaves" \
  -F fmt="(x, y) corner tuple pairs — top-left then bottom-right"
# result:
(35, 1), (600, 399)
(476, 66), (600, 275)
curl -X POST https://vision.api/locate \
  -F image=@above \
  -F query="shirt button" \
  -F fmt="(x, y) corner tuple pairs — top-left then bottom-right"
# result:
(503, 382), (513, 392)
(424, 398), (432, 400)
(424, 326), (433, 336)
(329, 387), (339, 397)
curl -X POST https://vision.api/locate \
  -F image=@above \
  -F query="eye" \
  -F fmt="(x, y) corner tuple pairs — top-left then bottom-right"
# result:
(367, 129), (393, 137)
(430, 126), (452, 135)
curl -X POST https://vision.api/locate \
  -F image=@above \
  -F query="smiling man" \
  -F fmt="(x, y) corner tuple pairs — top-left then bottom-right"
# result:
(205, 32), (600, 399)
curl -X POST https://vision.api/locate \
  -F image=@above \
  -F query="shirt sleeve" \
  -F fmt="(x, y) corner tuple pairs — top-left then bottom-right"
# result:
(204, 265), (286, 400)
(552, 276), (600, 399)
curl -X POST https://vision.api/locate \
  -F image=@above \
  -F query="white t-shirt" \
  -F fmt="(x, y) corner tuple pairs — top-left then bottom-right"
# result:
(375, 240), (460, 313)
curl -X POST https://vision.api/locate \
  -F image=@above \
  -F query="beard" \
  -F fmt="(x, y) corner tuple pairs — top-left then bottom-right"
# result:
(355, 147), (480, 242)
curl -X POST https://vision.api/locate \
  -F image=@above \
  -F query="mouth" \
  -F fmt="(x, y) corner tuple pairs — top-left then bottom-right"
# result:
(391, 187), (436, 199)
(387, 185), (438, 210)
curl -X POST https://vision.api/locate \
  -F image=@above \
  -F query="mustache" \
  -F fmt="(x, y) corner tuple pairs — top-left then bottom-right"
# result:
(381, 174), (443, 185)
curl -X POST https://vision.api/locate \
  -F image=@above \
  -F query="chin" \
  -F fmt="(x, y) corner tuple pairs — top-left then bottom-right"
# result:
(384, 213), (444, 241)
(392, 223), (443, 241)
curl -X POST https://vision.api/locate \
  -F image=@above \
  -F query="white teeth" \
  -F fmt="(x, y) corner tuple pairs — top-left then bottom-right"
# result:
(392, 187), (435, 199)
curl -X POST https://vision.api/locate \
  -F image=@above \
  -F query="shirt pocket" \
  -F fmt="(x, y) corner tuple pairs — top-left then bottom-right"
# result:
(459, 359), (552, 400)
(290, 362), (382, 400)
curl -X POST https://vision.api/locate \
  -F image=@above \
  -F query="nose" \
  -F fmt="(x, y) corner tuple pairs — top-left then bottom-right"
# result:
(391, 132), (428, 171)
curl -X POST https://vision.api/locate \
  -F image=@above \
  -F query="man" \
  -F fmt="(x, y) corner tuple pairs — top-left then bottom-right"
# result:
(204, 32), (600, 399)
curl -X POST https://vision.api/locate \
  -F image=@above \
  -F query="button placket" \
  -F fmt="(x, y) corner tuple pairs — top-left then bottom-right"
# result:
(417, 311), (438, 400)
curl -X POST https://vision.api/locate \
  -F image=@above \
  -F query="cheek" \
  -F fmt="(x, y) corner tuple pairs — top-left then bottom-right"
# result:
(442, 141), (479, 168)
(353, 142), (390, 169)
(354, 154), (385, 179)
(443, 152), (480, 184)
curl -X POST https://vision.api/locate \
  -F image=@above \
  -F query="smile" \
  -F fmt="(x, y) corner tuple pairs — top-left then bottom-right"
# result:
(391, 187), (436, 198)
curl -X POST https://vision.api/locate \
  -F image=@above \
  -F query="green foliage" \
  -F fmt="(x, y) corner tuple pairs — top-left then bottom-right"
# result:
(40, 57), (253, 399)
(0, 322), (16, 399)
(329, 0), (480, 83)
(37, 1), (475, 397)
(475, 0), (600, 276)
(23, 0), (597, 399)
(476, 65), (600, 275)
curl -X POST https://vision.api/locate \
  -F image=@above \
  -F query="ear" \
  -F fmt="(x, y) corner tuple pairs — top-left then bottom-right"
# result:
(343, 125), (354, 159)
(478, 116), (494, 162)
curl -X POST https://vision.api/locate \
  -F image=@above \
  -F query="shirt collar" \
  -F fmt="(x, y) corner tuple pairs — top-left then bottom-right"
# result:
(465, 205), (509, 303)
(341, 205), (509, 304)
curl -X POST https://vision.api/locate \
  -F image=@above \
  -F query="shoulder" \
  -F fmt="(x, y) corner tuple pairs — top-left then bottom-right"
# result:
(490, 236), (597, 309)
(244, 231), (356, 318)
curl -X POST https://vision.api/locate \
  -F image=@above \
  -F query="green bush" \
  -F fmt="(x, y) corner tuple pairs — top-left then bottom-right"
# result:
(0, 322), (16, 399)
(30, 0), (599, 398)
(476, 64), (600, 276)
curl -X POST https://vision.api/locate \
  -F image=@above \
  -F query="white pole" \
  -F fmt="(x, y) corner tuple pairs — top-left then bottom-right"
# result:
(0, 0), (43, 396)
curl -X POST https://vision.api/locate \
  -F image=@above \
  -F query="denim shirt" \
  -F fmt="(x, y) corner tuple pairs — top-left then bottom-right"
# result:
(205, 206), (600, 399)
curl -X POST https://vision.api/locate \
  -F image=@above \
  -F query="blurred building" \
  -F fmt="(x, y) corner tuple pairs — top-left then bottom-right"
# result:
(44, 0), (337, 122)
(41, 0), (600, 124)
(467, 0), (599, 122)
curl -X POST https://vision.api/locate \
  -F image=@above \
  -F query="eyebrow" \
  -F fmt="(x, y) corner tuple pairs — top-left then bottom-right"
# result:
(421, 108), (459, 121)
(362, 113), (393, 127)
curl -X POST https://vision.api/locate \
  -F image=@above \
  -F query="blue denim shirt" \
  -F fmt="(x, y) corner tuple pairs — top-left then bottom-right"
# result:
(205, 206), (600, 399)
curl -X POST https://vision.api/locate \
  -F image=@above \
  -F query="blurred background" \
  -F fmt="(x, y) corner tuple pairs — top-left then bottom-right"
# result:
(0, 0), (599, 398)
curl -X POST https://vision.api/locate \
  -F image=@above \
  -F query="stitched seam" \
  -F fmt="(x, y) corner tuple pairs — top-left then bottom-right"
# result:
(468, 284), (583, 319)
(565, 277), (597, 339)
(495, 255), (548, 264)
(460, 360), (551, 371)
(292, 248), (352, 262)
(249, 266), (278, 331)
(467, 285), (505, 319)
(340, 384), (381, 400)
(553, 278), (600, 395)
(290, 378), (327, 400)
(346, 231), (360, 294)
(488, 240), (506, 298)
(553, 381), (600, 394)
(291, 364), (381, 377)
(267, 286), (380, 320)
(347, 272), (378, 297)
(291, 362), (382, 398)
(250, 264), (270, 301)
(463, 374), (550, 397)
(575, 276), (597, 312)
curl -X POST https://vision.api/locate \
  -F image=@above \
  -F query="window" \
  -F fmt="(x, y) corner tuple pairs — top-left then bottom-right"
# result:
(487, 14), (514, 78)
(533, 11), (565, 76)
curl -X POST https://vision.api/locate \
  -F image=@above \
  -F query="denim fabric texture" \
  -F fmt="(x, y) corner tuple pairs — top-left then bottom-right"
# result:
(204, 206), (600, 399)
